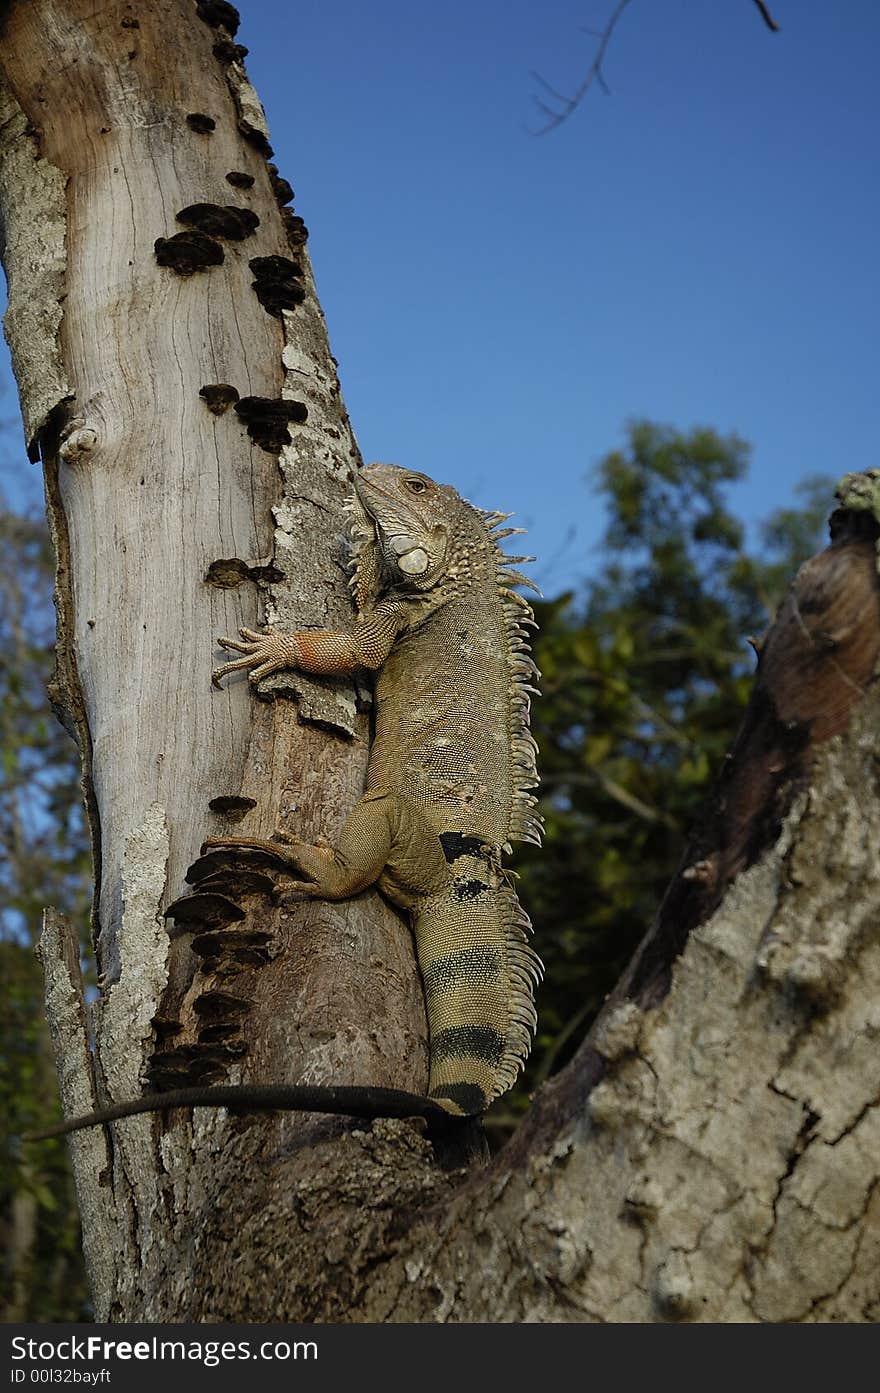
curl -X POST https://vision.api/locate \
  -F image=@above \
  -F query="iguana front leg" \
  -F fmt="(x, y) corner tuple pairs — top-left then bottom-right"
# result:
(203, 792), (449, 908)
(211, 601), (406, 686)
(210, 601), (445, 895)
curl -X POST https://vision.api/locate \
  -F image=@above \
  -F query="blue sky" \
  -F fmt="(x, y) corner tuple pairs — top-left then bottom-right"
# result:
(2, 0), (877, 592)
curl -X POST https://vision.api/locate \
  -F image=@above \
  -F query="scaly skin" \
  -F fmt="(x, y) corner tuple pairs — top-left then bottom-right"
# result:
(211, 463), (542, 1115)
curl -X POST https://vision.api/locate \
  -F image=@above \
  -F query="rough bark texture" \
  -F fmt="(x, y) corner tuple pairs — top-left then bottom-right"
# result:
(4, 0), (879, 1324)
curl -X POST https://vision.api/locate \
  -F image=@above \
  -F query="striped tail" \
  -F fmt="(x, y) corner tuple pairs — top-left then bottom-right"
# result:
(415, 860), (542, 1116)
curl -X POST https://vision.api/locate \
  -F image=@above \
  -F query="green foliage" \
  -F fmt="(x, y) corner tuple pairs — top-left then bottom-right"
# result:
(489, 422), (832, 1128)
(0, 502), (92, 1321)
(0, 511), (92, 940)
(0, 939), (91, 1320)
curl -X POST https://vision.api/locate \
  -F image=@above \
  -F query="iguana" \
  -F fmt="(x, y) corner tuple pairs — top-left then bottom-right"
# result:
(209, 462), (543, 1115)
(25, 464), (541, 1140)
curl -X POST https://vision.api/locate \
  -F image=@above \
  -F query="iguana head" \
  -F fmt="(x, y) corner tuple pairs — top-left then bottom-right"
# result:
(350, 463), (457, 596)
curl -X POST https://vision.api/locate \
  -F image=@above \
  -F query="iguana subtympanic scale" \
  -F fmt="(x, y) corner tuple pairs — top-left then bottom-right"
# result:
(210, 462), (543, 1115)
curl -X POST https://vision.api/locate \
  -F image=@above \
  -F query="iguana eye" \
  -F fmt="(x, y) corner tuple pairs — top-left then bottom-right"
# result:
(405, 478), (427, 494)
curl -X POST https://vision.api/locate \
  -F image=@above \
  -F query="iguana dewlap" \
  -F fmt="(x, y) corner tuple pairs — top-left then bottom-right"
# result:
(211, 463), (543, 1115)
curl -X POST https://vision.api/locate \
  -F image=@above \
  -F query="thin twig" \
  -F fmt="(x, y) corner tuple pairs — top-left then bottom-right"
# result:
(751, 0), (780, 32)
(531, 0), (780, 135)
(530, 0), (634, 135)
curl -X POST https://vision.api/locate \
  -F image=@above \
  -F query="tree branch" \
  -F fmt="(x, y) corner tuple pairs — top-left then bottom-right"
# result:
(533, 0), (780, 134)
(531, 0), (633, 135)
(752, 0), (780, 33)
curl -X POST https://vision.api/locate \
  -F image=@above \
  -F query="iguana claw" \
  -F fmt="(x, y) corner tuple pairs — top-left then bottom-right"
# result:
(211, 627), (293, 686)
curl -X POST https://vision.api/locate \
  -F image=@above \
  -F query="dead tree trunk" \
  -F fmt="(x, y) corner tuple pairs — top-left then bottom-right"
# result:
(1, 0), (426, 1320)
(3, 0), (879, 1322)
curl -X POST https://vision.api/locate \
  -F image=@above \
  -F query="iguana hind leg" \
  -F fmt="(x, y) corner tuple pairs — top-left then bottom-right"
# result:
(204, 790), (449, 906)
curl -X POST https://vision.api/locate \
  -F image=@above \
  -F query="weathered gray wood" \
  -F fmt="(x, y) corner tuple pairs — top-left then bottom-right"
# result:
(373, 690), (880, 1322)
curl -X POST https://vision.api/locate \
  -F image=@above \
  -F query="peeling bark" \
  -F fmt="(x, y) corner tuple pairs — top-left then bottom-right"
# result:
(4, 0), (879, 1323)
(0, 78), (70, 455)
